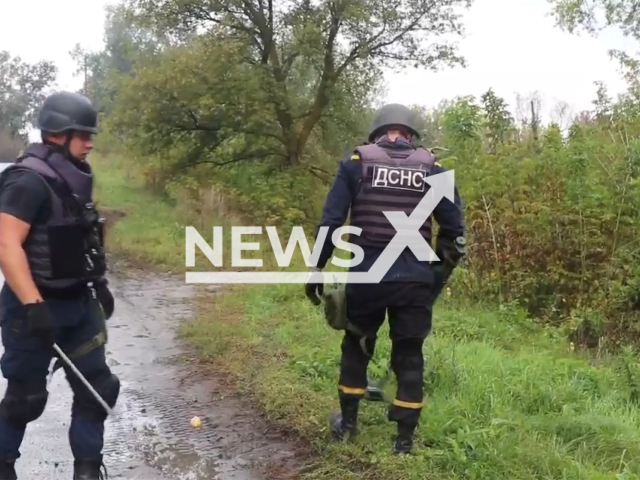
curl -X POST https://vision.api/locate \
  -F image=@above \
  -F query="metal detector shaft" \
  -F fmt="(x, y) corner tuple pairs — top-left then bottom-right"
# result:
(52, 343), (114, 417)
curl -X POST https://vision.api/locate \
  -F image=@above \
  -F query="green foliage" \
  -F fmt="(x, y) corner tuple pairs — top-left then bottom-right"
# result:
(182, 281), (640, 480)
(451, 85), (640, 346)
(79, 3), (640, 477)
(549, 0), (640, 39)
(93, 147), (640, 480)
(481, 88), (515, 153)
(93, 125), (640, 480)
(549, 0), (640, 90)
(75, 0), (640, 348)
(0, 50), (57, 139)
(441, 95), (483, 161)
(68, 4), (170, 118)
(85, 0), (476, 230)
(119, 0), (474, 166)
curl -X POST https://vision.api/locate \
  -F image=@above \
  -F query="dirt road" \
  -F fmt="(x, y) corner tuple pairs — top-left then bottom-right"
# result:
(0, 269), (304, 479)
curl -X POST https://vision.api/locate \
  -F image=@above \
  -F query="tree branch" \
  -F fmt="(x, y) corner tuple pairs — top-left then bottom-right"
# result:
(294, 0), (344, 153)
(180, 148), (286, 169)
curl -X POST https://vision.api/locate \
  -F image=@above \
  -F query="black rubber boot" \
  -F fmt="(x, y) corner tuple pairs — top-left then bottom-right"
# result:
(392, 422), (417, 455)
(0, 461), (16, 480)
(329, 398), (359, 441)
(73, 458), (108, 480)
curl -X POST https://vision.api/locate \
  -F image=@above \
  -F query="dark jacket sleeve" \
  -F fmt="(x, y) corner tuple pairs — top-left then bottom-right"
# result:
(430, 164), (465, 251)
(313, 155), (360, 269)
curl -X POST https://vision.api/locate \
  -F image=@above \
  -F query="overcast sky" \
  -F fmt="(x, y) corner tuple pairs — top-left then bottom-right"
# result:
(0, 0), (635, 131)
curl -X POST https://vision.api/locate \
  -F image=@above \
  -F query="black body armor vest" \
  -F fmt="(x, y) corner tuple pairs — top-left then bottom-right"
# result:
(0, 143), (107, 292)
(350, 142), (436, 248)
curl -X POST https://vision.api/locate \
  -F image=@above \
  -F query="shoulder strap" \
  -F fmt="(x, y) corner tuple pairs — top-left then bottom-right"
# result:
(354, 144), (391, 161)
(0, 162), (64, 219)
(11, 156), (78, 216)
(18, 156), (59, 179)
(405, 147), (436, 169)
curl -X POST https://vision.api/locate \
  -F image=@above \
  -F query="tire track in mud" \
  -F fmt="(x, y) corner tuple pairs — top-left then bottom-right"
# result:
(3, 269), (306, 479)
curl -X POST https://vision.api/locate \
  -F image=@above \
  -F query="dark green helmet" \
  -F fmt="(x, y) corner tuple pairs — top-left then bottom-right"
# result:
(37, 91), (98, 134)
(368, 103), (421, 142)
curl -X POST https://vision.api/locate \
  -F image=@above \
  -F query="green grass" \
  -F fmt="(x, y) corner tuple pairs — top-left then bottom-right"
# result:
(93, 154), (185, 270)
(183, 285), (640, 480)
(92, 153), (311, 272)
(92, 153), (640, 480)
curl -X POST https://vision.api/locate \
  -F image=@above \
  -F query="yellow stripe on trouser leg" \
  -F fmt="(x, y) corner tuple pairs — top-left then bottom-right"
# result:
(338, 385), (367, 395)
(392, 398), (424, 409)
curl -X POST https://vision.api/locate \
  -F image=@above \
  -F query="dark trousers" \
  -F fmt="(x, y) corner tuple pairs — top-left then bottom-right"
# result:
(0, 284), (115, 463)
(339, 282), (433, 427)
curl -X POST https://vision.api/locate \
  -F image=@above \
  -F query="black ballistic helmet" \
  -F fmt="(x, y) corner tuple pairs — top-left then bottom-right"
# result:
(37, 91), (98, 134)
(368, 103), (421, 142)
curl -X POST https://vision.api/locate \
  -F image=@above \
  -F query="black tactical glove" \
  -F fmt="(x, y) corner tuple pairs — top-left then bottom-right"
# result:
(304, 267), (324, 305)
(431, 236), (467, 301)
(432, 262), (446, 287)
(94, 280), (114, 319)
(25, 301), (54, 347)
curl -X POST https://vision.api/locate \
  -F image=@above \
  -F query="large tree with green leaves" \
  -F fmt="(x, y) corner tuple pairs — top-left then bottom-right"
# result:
(69, 3), (167, 115)
(549, 0), (640, 89)
(0, 51), (57, 139)
(124, 0), (475, 166)
(548, 0), (640, 38)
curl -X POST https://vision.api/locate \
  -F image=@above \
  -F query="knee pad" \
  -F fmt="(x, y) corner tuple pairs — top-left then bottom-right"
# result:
(393, 338), (424, 354)
(96, 373), (120, 408)
(72, 371), (120, 422)
(391, 339), (425, 370)
(0, 381), (48, 428)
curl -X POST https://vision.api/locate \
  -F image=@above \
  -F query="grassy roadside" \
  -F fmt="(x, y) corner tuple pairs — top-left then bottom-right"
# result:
(93, 154), (640, 480)
(93, 154), (185, 270)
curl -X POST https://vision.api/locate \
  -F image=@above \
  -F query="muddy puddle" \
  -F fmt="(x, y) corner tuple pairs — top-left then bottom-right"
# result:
(0, 269), (305, 479)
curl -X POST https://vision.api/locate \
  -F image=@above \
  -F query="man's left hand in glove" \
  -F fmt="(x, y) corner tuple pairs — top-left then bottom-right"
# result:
(94, 279), (115, 319)
(431, 236), (467, 301)
(304, 267), (324, 305)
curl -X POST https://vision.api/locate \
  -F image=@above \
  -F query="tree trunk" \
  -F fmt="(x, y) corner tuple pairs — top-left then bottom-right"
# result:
(530, 100), (539, 143)
(283, 130), (300, 166)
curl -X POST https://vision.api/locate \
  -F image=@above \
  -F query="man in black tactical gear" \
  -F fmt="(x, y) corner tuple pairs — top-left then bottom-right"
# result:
(0, 91), (118, 479)
(305, 103), (466, 454)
